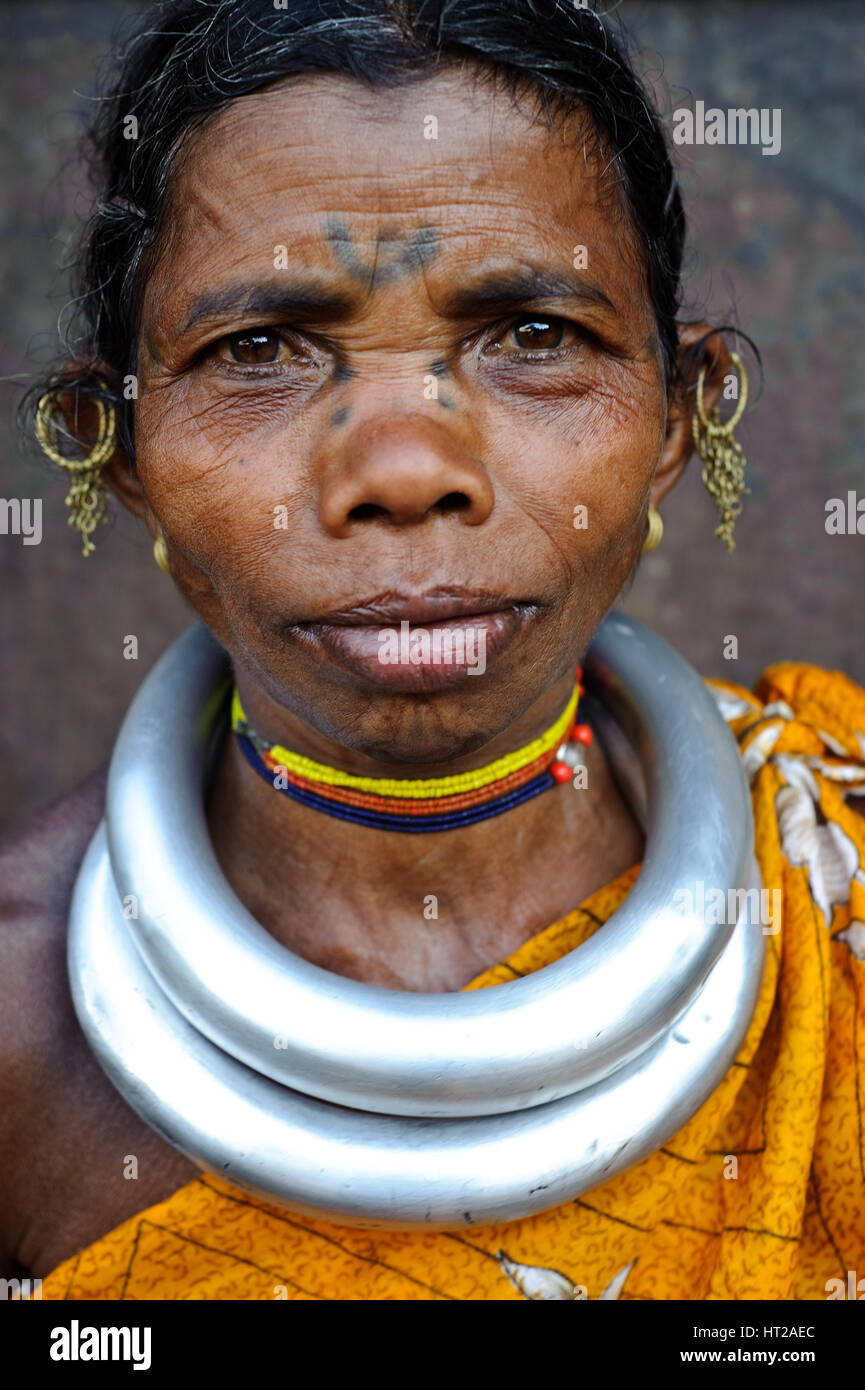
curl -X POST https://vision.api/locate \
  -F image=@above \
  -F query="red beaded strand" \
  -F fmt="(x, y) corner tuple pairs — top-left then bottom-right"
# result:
(549, 665), (593, 782)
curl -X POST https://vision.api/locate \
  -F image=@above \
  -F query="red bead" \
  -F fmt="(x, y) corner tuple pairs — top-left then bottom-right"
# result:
(576, 664), (583, 682)
(551, 761), (573, 783)
(573, 724), (593, 746)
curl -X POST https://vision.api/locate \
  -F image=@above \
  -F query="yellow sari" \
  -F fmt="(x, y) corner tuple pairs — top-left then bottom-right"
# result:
(41, 661), (865, 1300)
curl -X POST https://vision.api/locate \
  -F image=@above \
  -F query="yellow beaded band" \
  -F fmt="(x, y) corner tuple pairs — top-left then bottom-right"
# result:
(231, 684), (579, 799)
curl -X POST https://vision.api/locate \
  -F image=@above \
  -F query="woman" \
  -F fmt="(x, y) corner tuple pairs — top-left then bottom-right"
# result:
(3, 0), (864, 1302)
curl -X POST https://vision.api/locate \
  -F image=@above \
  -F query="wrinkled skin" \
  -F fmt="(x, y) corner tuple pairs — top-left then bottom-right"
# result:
(100, 67), (732, 992)
(133, 71), (672, 767)
(1, 65), (734, 1280)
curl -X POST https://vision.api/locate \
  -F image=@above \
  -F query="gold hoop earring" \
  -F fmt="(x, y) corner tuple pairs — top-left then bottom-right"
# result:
(692, 350), (749, 553)
(642, 505), (664, 554)
(35, 380), (116, 557)
(153, 532), (170, 574)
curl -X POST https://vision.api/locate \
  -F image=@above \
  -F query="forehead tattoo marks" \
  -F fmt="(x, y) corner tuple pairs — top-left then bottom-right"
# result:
(428, 359), (455, 410)
(323, 224), (457, 417)
(324, 217), (440, 289)
(329, 363), (357, 424)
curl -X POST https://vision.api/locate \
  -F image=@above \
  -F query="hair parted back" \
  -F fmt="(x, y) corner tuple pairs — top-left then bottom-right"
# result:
(21, 0), (688, 464)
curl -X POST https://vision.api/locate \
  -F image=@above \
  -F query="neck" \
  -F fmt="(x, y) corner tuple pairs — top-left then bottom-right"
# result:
(205, 682), (645, 992)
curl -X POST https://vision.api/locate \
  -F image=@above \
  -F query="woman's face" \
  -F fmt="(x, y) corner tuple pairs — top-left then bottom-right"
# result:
(133, 67), (667, 765)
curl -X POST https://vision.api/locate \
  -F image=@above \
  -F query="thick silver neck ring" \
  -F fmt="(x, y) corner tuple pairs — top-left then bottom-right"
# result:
(68, 612), (766, 1229)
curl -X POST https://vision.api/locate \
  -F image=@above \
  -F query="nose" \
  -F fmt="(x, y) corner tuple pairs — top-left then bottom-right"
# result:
(318, 413), (495, 538)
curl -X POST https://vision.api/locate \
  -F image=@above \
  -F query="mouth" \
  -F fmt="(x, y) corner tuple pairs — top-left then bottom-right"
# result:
(294, 587), (540, 691)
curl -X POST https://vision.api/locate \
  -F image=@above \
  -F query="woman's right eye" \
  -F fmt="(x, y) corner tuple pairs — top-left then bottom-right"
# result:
(211, 328), (321, 370)
(216, 330), (291, 365)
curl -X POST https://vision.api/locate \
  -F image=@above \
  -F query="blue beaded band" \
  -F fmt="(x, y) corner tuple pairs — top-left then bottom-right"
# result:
(235, 732), (557, 833)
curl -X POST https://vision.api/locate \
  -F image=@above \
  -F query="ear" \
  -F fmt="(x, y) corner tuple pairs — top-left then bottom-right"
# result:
(649, 323), (735, 507)
(49, 366), (159, 539)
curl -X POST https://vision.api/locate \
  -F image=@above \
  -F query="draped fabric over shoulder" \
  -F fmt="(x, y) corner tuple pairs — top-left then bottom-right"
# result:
(39, 663), (865, 1301)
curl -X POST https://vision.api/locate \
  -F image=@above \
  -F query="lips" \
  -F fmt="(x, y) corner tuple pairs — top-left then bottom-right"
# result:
(295, 588), (539, 691)
(309, 588), (524, 627)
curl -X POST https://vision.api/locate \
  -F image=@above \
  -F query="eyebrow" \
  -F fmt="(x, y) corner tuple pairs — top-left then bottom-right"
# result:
(441, 270), (617, 318)
(178, 267), (617, 337)
(181, 281), (355, 334)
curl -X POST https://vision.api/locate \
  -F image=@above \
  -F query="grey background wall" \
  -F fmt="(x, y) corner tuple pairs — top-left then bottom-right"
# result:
(1, 1), (863, 835)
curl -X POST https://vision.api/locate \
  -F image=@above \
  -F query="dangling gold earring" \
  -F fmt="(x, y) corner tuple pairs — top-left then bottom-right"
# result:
(642, 505), (664, 553)
(153, 531), (170, 574)
(692, 350), (749, 553)
(35, 379), (116, 557)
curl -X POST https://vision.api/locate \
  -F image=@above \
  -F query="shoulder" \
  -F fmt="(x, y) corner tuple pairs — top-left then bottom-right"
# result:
(0, 770), (107, 1266)
(0, 766), (108, 1020)
(0, 766), (108, 1050)
(0, 770), (200, 1277)
(0, 767), (108, 931)
(706, 663), (865, 761)
(754, 663), (865, 761)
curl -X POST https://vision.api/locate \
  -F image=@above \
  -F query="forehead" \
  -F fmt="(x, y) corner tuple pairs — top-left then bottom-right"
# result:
(151, 66), (643, 313)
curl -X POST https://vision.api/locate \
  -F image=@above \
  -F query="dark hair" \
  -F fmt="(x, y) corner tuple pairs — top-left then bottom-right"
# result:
(21, 0), (689, 464)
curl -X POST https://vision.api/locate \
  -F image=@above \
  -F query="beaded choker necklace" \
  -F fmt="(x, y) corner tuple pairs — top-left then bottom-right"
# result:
(231, 668), (593, 832)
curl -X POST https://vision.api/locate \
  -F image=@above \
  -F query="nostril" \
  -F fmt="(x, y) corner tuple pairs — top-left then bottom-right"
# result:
(347, 502), (389, 522)
(346, 493), (473, 524)
(435, 492), (472, 515)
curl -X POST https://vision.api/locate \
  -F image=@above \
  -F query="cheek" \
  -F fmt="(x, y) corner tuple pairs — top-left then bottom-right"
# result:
(135, 383), (313, 574)
(484, 377), (666, 573)
(133, 364), (665, 614)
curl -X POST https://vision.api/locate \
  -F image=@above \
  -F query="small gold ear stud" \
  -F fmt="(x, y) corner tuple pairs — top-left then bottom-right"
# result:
(153, 531), (170, 574)
(642, 505), (664, 554)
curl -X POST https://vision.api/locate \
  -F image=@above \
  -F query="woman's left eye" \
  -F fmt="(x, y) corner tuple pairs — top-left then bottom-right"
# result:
(489, 316), (581, 358)
(511, 318), (568, 351)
